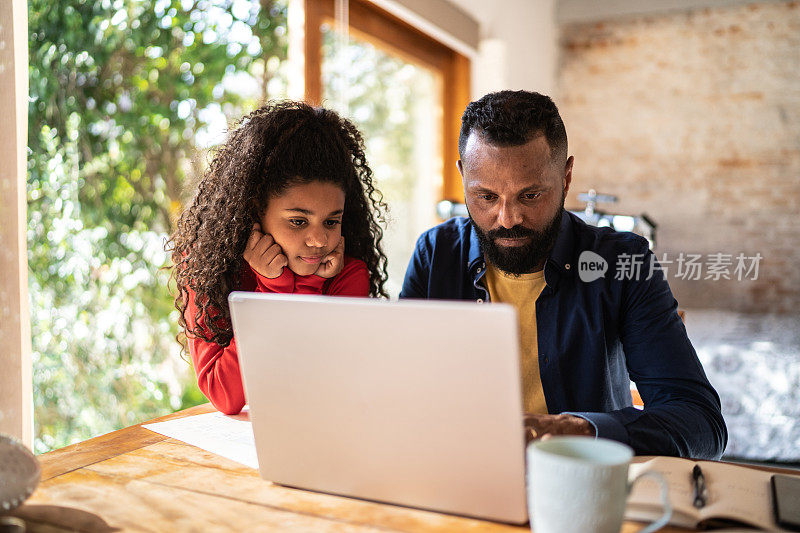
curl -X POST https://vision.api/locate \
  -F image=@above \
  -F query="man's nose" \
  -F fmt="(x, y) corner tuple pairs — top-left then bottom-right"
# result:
(305, 226), (328, 248)
(497, 200), (523, 228)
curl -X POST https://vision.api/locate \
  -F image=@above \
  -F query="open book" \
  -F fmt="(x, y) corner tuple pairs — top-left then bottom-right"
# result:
(626, 456), (791, 530)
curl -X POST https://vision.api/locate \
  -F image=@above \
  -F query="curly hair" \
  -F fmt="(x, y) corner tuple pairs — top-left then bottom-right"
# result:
(168, 101), (389, 348)
(458, 90), (568, 164)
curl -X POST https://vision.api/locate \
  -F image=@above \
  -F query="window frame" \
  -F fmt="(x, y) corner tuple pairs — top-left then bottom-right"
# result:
(0, 0), (32, 448)
(303, 0), (470, 202)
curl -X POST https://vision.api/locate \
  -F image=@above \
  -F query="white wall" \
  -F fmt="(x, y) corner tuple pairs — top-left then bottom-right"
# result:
(372, 0), (479, 57)
(373, 0), (559, 100)
(453, 0), (558, 99)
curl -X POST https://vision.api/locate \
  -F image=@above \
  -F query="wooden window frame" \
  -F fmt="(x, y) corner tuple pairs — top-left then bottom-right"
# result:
(0, 0), (32, 447)
(303, 0), (469, 202)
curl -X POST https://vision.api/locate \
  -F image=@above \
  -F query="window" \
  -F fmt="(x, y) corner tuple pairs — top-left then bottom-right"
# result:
(303, 0), (470, 294)
(25, 0), (290, 452)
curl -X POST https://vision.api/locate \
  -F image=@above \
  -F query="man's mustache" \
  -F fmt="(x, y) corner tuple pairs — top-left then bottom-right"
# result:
(487, 225), (537, 240)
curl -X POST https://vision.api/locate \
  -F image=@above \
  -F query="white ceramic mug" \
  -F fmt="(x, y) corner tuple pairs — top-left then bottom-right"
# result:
(527, 436), (671, 533)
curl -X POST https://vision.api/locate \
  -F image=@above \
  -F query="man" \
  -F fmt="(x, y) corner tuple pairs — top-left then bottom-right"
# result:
(400, 90), (727, 459)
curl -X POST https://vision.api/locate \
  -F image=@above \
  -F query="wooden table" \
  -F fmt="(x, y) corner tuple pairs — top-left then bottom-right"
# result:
(7, 405), (720, 532)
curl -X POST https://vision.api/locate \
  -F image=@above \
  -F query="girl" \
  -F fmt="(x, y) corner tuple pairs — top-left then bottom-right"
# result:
(169, 101), (388, 415)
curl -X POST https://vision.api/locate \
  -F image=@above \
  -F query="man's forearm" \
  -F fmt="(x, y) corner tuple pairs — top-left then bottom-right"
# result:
(569, 380), (727, 459)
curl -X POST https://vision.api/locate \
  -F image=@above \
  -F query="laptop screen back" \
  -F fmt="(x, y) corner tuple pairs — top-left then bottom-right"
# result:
(229, 292), (528, 524)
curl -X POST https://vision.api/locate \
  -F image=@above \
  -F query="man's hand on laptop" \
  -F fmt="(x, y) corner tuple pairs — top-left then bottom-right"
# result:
(524, 413), (595, 442)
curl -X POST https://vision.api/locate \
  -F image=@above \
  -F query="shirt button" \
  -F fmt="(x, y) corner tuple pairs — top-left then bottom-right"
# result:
(477, 299), (484, 303)
(477, 267), (483, 273)
(565, 264), (571, 270)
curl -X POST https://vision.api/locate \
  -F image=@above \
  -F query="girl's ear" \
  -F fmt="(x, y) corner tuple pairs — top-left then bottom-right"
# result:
(249, 197), (264, 222)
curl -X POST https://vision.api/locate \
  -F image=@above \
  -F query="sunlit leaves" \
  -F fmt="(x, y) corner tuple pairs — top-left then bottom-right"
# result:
(28, 0), (288, 452)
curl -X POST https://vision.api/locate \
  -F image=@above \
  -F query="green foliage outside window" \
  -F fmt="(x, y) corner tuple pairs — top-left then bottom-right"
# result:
(27, 0), (288, 453)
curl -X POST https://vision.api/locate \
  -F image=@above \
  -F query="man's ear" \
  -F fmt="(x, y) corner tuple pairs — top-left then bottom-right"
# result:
(457, 159), (464, 179)
(563, 156), (574, 196)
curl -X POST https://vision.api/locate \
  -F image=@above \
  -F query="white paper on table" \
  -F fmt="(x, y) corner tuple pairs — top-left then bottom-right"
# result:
(142, 408), (258, 469)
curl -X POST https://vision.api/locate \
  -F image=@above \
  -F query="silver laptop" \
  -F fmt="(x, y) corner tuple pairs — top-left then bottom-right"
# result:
(229, 292), (528, 524)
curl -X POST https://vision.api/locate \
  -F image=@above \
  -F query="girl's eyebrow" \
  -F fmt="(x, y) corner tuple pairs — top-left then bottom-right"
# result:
(284, 208), (344, 217)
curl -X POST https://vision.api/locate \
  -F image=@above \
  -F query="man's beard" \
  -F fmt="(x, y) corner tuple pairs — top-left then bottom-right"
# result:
(472, 201), (564, 275)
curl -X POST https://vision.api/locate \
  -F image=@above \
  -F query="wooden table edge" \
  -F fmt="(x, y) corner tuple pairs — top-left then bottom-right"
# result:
(29, 403), (800, 533)
(38, 403), (215, 481)
(39, 403), (800, 480)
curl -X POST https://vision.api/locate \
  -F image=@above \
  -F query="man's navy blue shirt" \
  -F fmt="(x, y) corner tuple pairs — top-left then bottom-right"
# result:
(400, 211), (727, 459)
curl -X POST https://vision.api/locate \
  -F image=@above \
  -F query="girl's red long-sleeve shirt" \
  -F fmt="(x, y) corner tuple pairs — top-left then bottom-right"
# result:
(185, 256), (369, 414)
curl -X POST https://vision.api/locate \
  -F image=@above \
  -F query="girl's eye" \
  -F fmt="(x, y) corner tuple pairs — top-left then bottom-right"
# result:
(289, 219), (306, 227)
(325, 219), (342, 228)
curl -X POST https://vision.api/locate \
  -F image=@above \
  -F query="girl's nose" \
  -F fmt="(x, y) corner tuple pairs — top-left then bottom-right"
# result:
(306, 227), (327, 248)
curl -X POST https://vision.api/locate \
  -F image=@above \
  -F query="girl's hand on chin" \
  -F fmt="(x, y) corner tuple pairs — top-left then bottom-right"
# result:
(244, 223), (288, 278)
(315, 237), (345, 279)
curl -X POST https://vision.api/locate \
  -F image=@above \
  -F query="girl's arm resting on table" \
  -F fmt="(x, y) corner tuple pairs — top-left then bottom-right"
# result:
(185, 287), (246, 415)
(185, 266), (289, 416)
(188, 333), (246, 415)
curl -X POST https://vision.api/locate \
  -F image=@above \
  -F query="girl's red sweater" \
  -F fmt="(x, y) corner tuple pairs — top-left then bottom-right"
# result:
(185, 256), (369, 414)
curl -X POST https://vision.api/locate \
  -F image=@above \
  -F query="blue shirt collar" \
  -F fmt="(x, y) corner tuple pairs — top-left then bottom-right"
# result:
(548, 210), (577, 274)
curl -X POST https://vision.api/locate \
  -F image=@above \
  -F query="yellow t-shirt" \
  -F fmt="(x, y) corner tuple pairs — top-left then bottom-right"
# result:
(483, 263), (549, 415)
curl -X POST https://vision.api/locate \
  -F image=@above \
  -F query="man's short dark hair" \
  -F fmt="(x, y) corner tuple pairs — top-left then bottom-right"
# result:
(458, 90), (568, 164)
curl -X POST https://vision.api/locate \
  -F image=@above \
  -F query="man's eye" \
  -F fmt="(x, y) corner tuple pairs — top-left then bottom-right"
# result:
(523, 193), (541, 200)
(325, 219), (342, 228)
(289, 219), (306, 227)
(477, 194), (496, 201)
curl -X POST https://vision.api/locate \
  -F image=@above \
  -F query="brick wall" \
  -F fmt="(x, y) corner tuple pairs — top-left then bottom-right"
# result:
(558, 1), (800, 312)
